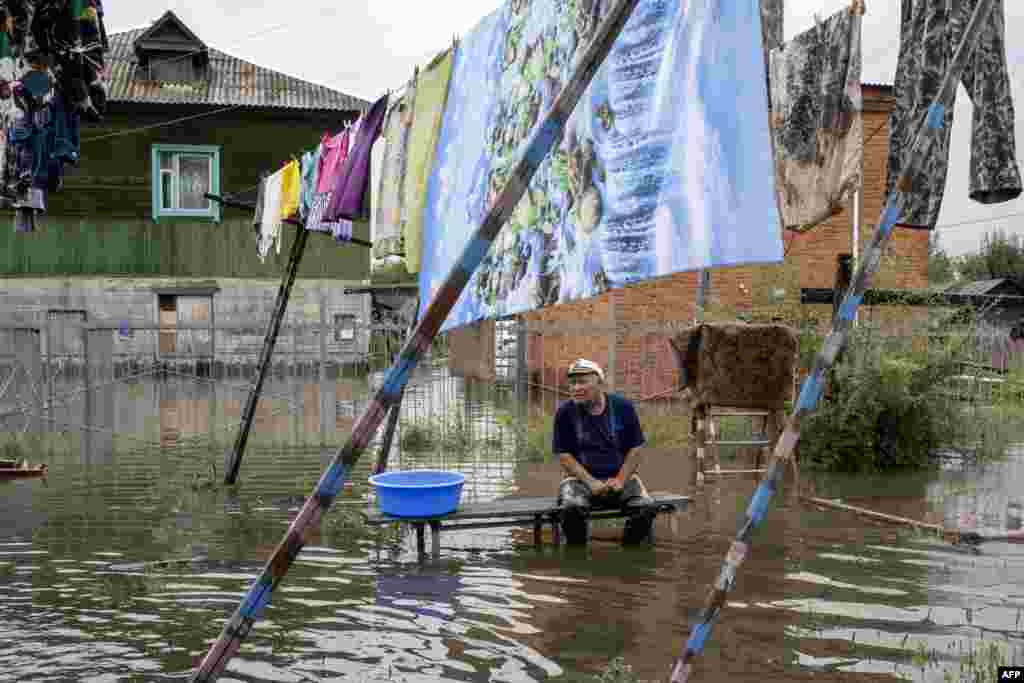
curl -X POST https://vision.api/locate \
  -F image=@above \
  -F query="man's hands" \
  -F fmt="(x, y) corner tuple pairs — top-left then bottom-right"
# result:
(588, 475), (626, 497)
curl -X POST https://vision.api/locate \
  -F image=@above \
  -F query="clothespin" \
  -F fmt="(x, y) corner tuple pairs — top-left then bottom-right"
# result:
(850, 0), (866, 16)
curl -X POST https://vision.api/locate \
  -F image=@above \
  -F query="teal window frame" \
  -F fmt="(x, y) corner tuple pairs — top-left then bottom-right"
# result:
(151, 144), (221, 223)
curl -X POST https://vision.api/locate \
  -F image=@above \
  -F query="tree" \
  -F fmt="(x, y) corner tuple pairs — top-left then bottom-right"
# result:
(956, 229), (1024, 285)
(928, 231), (956, 285)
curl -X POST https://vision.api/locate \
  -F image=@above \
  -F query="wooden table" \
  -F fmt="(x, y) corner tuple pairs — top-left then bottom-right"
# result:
(362, 492), (691, 559)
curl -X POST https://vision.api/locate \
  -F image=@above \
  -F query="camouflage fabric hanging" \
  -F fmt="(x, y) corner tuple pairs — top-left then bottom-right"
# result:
(887, 0), (1021, 228)
(769, 2), (864, 232)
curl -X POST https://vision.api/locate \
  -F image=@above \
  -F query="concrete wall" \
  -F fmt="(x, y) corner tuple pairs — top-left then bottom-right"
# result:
(0, 276), (372, 371)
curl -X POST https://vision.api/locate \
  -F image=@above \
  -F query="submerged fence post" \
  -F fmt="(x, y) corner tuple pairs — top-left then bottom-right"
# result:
(189, 1), (641, 678)
(224, 226), (311, 484)
(670, 1), (997, 680)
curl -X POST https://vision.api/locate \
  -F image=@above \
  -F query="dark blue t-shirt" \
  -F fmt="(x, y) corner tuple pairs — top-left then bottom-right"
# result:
(552, 393), (645, 480)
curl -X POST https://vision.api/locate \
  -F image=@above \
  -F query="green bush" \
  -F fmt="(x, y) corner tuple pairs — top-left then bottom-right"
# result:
(799, 323), (1011, 472)
(399, 422), (435, 452)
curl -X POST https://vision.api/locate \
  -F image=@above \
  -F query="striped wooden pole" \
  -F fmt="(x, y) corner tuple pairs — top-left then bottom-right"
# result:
(188, 1), (641, 679)
(669, 0), (998, 680)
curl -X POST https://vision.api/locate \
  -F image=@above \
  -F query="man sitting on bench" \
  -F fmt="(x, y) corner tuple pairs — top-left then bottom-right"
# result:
(553, 359), (655, 545)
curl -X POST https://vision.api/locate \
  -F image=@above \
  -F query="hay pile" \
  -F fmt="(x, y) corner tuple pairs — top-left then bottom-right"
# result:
(669, 323), (798, 409)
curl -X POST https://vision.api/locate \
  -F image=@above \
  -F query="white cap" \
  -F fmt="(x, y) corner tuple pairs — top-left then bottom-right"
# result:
(567, 358), (605, 381)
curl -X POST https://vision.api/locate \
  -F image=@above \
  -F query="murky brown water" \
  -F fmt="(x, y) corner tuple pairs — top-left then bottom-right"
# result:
(1, 368), (1022, 682)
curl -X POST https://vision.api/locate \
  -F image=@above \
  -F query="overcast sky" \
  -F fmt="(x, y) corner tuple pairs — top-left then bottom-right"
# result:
(105, 0), (1024, 257)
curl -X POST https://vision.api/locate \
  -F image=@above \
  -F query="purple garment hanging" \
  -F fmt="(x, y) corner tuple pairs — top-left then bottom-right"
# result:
(323, 94), (389, 222)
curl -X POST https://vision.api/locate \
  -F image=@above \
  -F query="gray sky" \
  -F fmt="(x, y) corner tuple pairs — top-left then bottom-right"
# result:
(106, 1), (1024, 257)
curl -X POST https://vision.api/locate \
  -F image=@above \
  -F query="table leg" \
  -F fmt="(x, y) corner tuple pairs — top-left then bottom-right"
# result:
(429, 521), (441, 560)
(415, 523), (426, 558)
(552, 515), (561, 546)
(533, 516), (542, 547)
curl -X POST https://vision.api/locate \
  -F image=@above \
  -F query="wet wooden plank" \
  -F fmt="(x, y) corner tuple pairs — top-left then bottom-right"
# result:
(362, 493), (690, 526)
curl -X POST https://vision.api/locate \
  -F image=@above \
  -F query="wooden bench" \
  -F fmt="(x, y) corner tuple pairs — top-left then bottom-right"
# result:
(362, 492), (690, 558)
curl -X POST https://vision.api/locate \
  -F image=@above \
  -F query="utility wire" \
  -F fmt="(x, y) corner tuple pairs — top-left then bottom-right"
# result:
(79, 105), (244, 143)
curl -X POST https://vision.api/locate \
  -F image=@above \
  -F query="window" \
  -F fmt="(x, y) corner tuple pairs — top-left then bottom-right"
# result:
(335, 314), (356, 343)
(149, 58), (195, 83)
(151, 144), (221, 223)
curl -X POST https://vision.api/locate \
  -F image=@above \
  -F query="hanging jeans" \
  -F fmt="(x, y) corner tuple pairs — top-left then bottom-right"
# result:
(887, 0), (1022, 228)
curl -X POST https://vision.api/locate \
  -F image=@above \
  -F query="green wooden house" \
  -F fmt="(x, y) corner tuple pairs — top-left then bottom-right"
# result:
(0, 10), (376, 371)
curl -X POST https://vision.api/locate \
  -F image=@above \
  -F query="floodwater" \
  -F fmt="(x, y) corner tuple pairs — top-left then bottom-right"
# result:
(1, 365), (1022, 682)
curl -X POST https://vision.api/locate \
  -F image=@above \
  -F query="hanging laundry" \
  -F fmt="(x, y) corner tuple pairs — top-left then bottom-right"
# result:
(770, 3), (863, 232)
(348, 115), (361, 156)
(402, 51), (453, 275)
(369, 135), (385, 241)
(278, 159), (300, 220)
(5, 0), (107, 232)
(307, 129), (353, 239)
(372, 83), (415, 259)
(299, 147), (320, 222)
(323, 92), (389, 223)
(257, 168), (285, 261)
(760, 0), (784, 54)
(887, 0), (1022, 228)
(418, 0), (780, 331)
(317, 129), (349, 193)
(372, 86), (417, 282)
(760, 0), (784, 90)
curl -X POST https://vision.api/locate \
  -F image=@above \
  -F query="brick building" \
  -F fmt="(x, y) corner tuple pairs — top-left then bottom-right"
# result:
(450, 84), (931, 397)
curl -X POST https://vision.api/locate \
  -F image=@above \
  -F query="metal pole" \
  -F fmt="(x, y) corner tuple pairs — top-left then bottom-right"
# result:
(852, 189), (861, 325)
(189, 2), (641, 678)
(670, 1), (997, 679)
(608, 291), (617, 392)
(224, 225), (311, 484)
(373, 386), (404, 475)
(695, 269), (710, 323)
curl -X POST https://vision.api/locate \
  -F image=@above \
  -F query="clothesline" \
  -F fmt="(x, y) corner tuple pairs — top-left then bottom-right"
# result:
(251, 92), (389, 261)
(205, 192), (372, 248)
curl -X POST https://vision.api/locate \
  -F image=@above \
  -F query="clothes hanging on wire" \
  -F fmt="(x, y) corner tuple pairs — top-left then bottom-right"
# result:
(887, 0), (1022, 229)
(5, 0), (106, 232)
(299, 147), (320, 222)
(770, 4), (863, 232)
(257, 168), (285, 261)
(402, 51), (453, 275)
(372, 88), (416, 281)
(278, 159), (300, 220)
(317, 129), (349, 193)
(369, 134), (385, 242)
(760, 0), (784, 90)
(307, 129), (353, 240)
(324, 92), (389, 222)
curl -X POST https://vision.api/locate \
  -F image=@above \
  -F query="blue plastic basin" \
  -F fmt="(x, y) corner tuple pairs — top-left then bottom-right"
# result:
(368, 470), (466, 518)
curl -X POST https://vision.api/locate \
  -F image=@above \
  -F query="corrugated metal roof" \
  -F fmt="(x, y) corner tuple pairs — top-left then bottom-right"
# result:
(107, 25), (370, 112)
(946, 278), (1020, 296)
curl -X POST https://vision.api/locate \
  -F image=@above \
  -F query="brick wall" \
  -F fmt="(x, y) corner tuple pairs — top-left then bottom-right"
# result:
(451, 85), (932, 395)
(447, 319), (496, 379)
